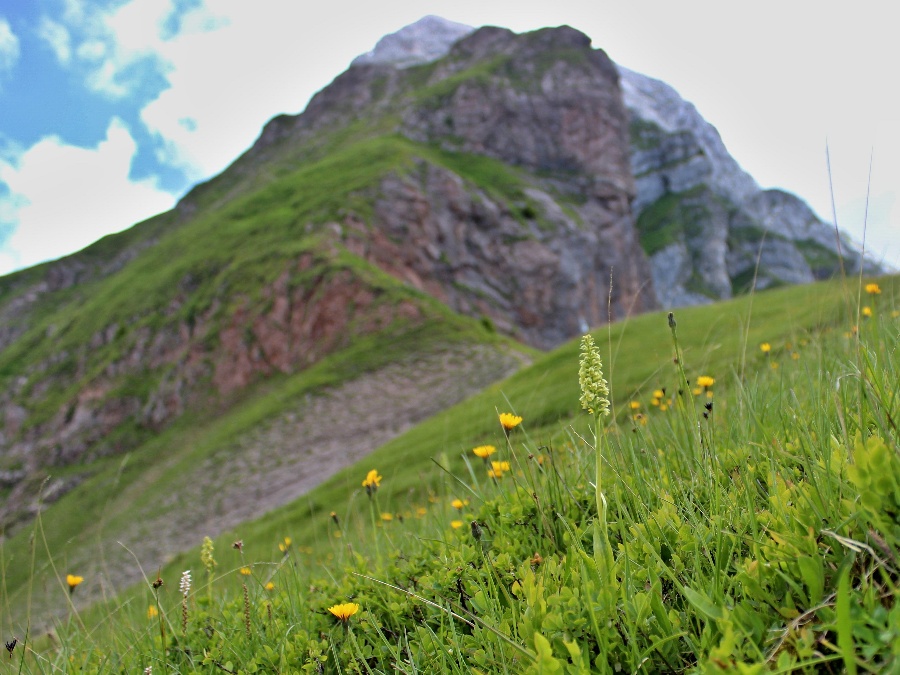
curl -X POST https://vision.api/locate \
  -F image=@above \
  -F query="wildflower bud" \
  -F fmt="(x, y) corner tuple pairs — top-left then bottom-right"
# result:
(5, 637), (17, 657)
(705, 402), (713, 411)
(152, 574), (164, 589)
(232, 540), (243, 551)
(578, 334), (610, 417)
(668, 312), (676, 329)
(201, 537), (217, 573)
(330, 511), (340, 526)
(470, 520), (483, 541)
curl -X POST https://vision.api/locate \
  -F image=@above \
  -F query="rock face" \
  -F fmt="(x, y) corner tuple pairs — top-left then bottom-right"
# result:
(387, 25), (653, 346)
(618, 65), (879, 304)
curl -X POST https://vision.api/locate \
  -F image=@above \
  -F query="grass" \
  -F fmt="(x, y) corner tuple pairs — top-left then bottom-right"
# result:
(3, 274), (897, 673)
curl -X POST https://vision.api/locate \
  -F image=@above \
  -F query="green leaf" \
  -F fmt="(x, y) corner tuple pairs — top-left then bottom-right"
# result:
(682, 586), (725, 621)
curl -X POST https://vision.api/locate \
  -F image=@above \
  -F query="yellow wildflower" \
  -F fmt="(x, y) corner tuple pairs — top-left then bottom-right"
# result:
(380, 512), (394, 522)
(498, 412), (523, 431)
(451, 498), (468, 510)
(488, 468), (503, 479)
(450, 520), (464, 529)
(862, 306), (873, 318)
(328, 602), (360, 623)
(147, 605), (159, 619)
(361, 469), (382, 489)
(472, 445), (496, 459)
(491, 460), (511, 474)
(760, 343), (772, 353)
(692, 387), (702, 396)
(278, 537), (292, 553)
(239, 567), (251, 576)
(265, 582), (275, 591)
(362, 469), (382, 497)
(416, 507), (427, 517)
(629, 401), (640, 410)
(66, 574), (84, 592)
(865, 283), (882, 295)
(696, 376), (715, 388)
(652, 389), (664, 399)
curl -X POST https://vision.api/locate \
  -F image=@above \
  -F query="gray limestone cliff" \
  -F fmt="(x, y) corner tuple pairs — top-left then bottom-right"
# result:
(618, 66), (878, 305)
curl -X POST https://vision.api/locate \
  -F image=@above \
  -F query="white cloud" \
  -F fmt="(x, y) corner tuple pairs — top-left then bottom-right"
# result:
(0, 118), (176, 275)
(0, 18), (21, 74)
(37, 17), (73, 64)
(45, 0), (175, 99)
(138, 0), (372, 180)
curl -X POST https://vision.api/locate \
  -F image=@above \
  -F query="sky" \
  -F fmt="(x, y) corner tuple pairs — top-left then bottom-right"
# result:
(0, 0), (896, 275)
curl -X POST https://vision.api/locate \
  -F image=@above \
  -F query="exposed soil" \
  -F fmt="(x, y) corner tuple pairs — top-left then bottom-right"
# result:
(51, 341), (528, 620)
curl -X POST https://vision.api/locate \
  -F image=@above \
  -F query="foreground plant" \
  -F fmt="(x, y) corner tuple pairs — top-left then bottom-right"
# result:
(578, 333), (614, 583)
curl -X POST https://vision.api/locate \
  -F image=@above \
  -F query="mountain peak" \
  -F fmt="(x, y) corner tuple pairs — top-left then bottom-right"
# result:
(351, 15), (474, 69)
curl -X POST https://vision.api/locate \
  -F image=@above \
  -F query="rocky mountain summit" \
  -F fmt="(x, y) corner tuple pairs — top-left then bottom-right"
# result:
(357, 16), (876, 308)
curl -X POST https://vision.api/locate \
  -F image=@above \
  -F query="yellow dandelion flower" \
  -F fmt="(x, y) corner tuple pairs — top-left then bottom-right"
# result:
(265, 582), (275, 591)
(416, 507), (427, 517)
(865, 283), (882, 295)
(696, 375), (715, 388)
(652, 389), (664, 399)
(488, 468), (503, 479)
(491, 460), (510, 473)
(659, 404), (668, 412)
(147, 605), (158, 619)
(629, 401), (640, 410)
(361, 469), (382, 489)
(239, 567), (251, 576)
(380, 512), (393, 522)
(66, 574), (84, 592)
(692, 387), (702, 396)
(862, 306), (873, 318)
(760, 343), (772, 353)
(450, 520), (464, 529)
(791, 352), (800, 360)
(498, 412), (523, 431)
(278, 536), (292, 553)
(651, 398), (660, 407)
(328, 602), (360, 623)
(472, 445), (496, 459)
(451, 498), (468, 510)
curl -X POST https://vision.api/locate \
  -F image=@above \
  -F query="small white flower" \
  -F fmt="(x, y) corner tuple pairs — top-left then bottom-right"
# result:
(179, 570), (191, 597)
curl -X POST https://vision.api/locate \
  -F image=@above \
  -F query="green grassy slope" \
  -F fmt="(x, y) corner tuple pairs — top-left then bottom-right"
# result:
(10, 273), (892, 672)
